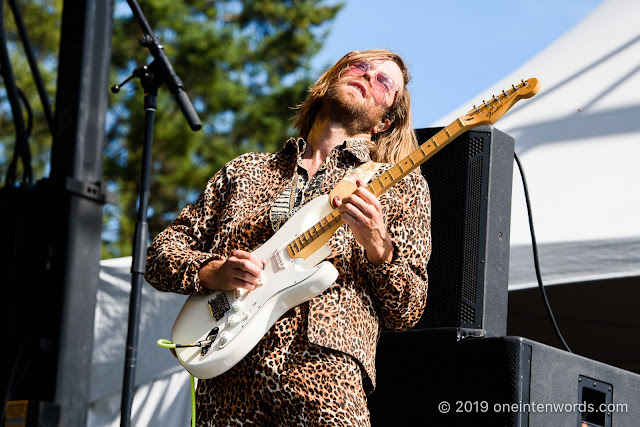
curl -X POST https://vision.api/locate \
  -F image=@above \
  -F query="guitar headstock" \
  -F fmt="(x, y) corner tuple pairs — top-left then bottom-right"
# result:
(462, 78), (540, 127)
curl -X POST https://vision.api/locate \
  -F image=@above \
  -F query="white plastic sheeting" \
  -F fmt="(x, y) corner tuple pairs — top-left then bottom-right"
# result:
(89, 257), (191, 426)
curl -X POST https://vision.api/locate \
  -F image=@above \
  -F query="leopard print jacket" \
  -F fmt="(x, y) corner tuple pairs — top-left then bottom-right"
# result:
(145, 137), (431, 392)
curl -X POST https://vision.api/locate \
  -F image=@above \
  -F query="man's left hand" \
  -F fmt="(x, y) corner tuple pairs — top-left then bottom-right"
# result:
(334, 179), (393, 265)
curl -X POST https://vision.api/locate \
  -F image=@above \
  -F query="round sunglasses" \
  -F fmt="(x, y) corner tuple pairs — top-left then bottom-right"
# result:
(342, 61), (400, 94)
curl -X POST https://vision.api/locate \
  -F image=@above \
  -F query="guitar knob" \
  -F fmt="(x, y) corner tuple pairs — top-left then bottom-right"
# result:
(232, 300), (244, 312)
(218, 331), (230, 346)
(228, 311), (250, 326)
(228, 314), (241, 326)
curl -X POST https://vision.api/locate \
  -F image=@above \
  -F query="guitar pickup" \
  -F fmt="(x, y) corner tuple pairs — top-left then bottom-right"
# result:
(274, 249), (286, 270)
(208, 292), (230, 321)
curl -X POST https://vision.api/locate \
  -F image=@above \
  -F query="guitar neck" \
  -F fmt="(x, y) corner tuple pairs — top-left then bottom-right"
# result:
(286, 117), (472, 259)
(369, 117), (469, 197)
(285, 77), (541, 259)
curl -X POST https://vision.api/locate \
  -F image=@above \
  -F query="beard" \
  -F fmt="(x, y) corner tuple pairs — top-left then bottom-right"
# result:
(323, 82), (385, 136)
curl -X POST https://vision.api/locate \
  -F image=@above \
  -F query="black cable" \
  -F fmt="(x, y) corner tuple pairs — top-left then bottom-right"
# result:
(514, 151), (572, 353)
(0, 0), (31, 186)
(17, 87), (33, 138)
(7, 0), (55, 134)
(0, 1), (36, 419)
(4, 88), (34, 183)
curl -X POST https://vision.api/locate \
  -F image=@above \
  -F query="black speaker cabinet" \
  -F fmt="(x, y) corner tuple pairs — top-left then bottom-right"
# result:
(414, 125), (514, 338)
(369, 335), (640, 426)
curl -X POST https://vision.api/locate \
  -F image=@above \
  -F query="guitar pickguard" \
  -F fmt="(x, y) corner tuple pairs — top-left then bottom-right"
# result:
(171, 195), (339, 379)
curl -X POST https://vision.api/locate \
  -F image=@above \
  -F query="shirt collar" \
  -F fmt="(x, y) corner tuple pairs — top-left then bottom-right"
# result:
(283, 137), (372, 164)
(343, 139), (372, 163)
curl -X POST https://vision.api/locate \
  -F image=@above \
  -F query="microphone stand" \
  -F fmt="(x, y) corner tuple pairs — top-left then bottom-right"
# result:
(114, 2), (201, 426)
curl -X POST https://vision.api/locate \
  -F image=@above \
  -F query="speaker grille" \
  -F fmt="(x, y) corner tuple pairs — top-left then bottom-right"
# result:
(460, 300), (475, 323)
(417, 130), (487, 329)
(506, 349), (519, 399)
(463, 155), (483, 304)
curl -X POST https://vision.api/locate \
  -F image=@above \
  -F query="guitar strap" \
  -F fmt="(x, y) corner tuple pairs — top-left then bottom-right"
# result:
(329, 161), (383, 208)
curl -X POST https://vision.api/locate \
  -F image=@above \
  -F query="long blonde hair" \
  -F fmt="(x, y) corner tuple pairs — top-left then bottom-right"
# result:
(293, 49), (418, 164)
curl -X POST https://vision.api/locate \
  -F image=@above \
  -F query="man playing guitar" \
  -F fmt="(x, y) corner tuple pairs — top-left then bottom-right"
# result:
(145, 49), (431, 426)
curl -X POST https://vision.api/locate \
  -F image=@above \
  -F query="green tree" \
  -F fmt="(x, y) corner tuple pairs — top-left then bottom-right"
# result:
(1, 0), (342, 259)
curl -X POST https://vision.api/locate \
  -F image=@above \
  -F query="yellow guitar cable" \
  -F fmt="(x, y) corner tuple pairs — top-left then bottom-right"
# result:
(157, 339), (196, 427)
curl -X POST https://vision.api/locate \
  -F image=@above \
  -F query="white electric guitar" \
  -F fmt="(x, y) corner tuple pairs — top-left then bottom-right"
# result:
(170, 78), (541, 379)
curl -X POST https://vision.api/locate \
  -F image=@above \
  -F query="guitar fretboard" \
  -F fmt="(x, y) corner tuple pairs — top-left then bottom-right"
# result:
(286, 209), (342, 256)
(286, 117), (468, 258)
(285, 77), (539, 259)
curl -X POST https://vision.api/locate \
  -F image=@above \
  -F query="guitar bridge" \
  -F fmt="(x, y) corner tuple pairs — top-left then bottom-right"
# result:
(208, 292), (230, 321)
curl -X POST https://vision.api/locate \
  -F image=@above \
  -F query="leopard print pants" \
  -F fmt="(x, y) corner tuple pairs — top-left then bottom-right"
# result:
(194, 303), (370, 426)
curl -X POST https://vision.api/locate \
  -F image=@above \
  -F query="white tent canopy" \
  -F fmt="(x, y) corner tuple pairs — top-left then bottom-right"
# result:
(434, 0), (640, 289)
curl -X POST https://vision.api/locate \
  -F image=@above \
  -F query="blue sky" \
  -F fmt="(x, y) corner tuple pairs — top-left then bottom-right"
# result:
(311, 0), (604, 128)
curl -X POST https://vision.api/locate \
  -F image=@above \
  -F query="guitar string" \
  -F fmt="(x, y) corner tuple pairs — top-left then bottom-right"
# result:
(278, 80), (528, 257)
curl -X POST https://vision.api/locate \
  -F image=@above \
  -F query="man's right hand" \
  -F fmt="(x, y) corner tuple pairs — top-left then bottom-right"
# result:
(199, 249), (265, 292)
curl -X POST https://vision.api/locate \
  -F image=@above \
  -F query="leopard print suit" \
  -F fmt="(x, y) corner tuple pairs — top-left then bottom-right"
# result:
(145, 138), (431, 426)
